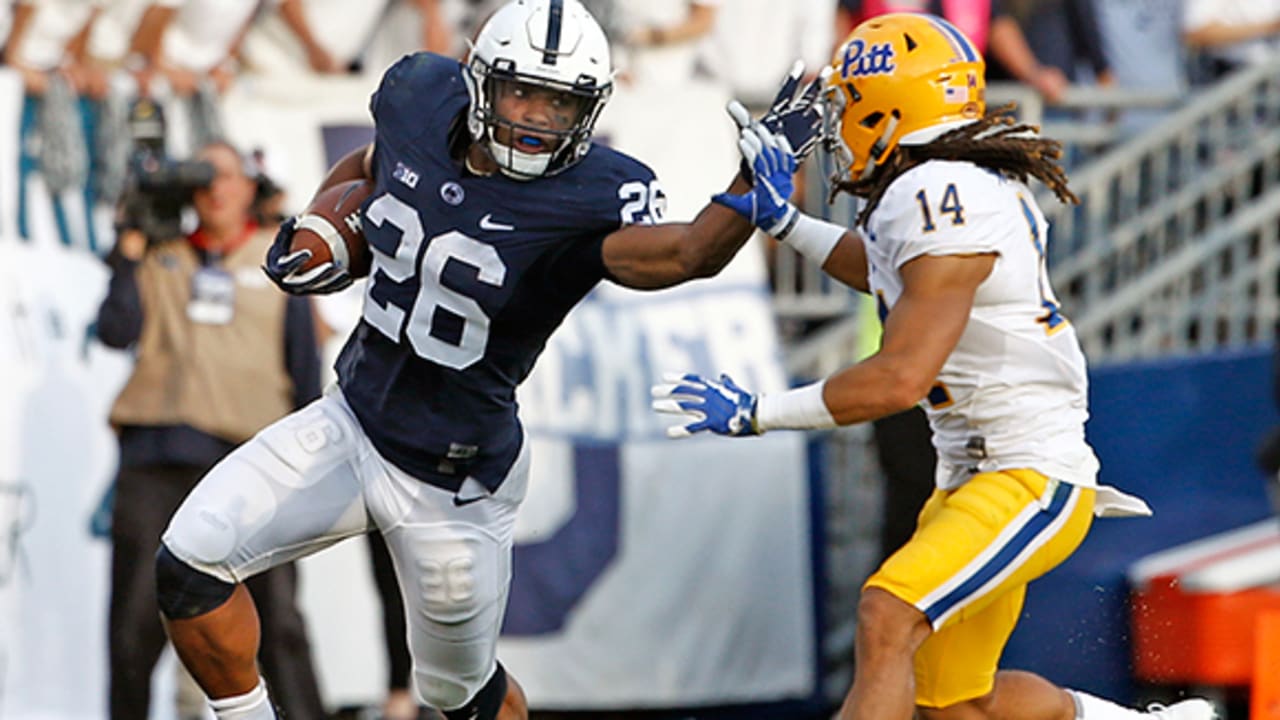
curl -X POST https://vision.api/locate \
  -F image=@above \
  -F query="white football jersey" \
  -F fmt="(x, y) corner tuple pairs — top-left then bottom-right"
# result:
(862, 160), (1101, 489)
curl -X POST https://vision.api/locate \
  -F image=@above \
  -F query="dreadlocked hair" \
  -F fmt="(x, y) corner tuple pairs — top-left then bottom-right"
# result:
(839, 104), (1079, 228)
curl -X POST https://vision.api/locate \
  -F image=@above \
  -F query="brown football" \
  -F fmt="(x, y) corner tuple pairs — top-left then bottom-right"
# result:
(290, 179), (374, 278)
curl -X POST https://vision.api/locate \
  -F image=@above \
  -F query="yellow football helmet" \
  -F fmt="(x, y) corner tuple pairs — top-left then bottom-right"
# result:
(823, 13), (986, 184)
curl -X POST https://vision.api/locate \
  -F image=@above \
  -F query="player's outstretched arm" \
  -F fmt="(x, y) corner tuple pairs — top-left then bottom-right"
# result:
(651, 252), (993, 438)
(599, 180), (755, 290)
(601, 100), (819, 290)
(601, 63), (833, 290)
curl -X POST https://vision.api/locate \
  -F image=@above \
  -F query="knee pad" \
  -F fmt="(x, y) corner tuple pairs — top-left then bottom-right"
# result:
(439, 663), (507, 720)
(155, 544), (236, 620)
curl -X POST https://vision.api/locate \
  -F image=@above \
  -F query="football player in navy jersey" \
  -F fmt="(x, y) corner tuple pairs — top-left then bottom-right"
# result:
(151, 1), (823, 719)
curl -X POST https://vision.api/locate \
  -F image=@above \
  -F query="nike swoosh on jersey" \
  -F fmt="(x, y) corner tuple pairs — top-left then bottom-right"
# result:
(479, 213), (516, 231)
(452, 494), (485, 507)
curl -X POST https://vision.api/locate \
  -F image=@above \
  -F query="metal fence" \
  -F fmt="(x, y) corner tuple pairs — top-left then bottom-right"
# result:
(773, 67), (1280, 371)
(1041, 61), (1280, 363)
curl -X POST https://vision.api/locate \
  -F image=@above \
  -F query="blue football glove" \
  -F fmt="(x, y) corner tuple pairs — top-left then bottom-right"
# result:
(651, 372), (761, 439)
(713, 105), (799, 236)
(262, 216), (354, 295)
(760, 60), (825, 162)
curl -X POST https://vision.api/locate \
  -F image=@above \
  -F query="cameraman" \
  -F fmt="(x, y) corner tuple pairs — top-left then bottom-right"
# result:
(96, 140), (326, 720)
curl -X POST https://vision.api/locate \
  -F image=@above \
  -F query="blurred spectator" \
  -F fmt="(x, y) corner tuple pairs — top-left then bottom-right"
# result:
(1182, 0), (1280, 81)
(249, 148), (287, 226)
(1092, 0), (1186, 136)
(615, 0), (720, 88)
(698, 0), (834, 293)
(79, 2), (173, 240)
(698, 0), (836, 111)
(4, 0), (101, 249)
(1006, 0), (1113, 92)
(128, 0), (256, 97)
(1005, 0), (1113, 165)
(4, 0), (100, 96)
(840, 0), (1070, 104)
(436, 0), (504, 52)
(0, 4), (11, 49)
(107, 0), (262, 161)
(84, 0), (162, 96)
(96, 140), (326, 720)
(871, 408), (936, 560)
(242, 0), (454, 78)
(361, 0), (466, 76)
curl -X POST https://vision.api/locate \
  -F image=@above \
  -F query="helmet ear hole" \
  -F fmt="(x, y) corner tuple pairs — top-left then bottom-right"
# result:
(903, 33), (918, 51)
(860, 111), (884, 129)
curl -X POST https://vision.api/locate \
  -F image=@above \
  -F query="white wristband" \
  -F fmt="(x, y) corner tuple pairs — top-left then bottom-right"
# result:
(776, 212), (845, 266)
(755, 380), (838, 432)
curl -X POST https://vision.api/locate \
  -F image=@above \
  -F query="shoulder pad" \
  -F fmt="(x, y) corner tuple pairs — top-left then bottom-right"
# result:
(370, 53), (468, 143)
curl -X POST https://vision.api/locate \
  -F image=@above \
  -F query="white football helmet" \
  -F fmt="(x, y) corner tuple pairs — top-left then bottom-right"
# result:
(466, 0), (613, 179)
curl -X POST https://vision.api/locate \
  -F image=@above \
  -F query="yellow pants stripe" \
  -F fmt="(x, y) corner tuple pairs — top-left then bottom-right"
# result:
(919, 480), (1079, 627)
(865, 469), (1097, 707)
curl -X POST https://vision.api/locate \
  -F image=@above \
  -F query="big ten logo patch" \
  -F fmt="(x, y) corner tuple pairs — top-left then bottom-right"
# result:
(841, 39), (896, 79)
(0, 482), (34, 587)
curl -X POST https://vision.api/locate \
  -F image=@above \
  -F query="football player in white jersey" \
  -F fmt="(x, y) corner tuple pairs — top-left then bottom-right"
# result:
(654, 13), (1218, 720)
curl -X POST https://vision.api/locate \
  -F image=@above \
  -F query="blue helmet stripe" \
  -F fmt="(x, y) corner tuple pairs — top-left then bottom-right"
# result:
(543, 0), (564, 65)
(928, 15), (978, 62)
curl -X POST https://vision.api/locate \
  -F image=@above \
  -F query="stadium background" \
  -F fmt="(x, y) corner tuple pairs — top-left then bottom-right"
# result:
(0, 1), (1278, 719)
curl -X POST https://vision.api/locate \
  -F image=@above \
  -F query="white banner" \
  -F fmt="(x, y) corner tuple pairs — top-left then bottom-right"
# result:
(0, 239), (132, 719)
(504, 287), (815, 708)
(0, 69), (817, 716)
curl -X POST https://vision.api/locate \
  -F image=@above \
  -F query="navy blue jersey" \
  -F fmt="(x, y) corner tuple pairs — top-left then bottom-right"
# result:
(335, 53), (662, 491)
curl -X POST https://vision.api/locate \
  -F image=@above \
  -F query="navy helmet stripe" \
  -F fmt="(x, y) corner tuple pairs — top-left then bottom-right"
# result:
(543, 0), (564, 65)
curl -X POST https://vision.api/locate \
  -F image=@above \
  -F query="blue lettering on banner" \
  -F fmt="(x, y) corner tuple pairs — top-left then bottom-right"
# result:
(0, 481), (34, 587)
(504, 443), (620, 635)
(840, 39), (896, 79)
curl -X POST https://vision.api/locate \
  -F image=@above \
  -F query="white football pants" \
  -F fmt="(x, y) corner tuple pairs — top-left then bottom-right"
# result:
(162, 387), (529, 710)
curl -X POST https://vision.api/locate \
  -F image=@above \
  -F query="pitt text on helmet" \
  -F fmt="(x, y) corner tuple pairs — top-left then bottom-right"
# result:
(841, 39), (896, 79)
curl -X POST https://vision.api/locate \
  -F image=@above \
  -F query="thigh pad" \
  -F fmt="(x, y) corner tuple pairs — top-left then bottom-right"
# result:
(402, 522), (503, 626)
